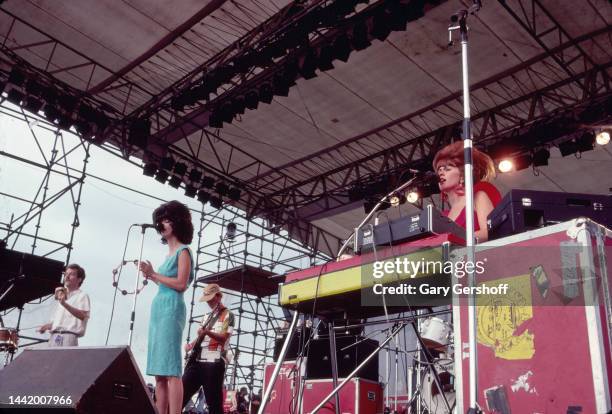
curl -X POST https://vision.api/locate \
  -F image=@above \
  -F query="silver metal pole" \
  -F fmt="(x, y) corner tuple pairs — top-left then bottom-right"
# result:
(328, 322), (341, 414)
(128, 227), (147, 346)
(310, 323), (406, 414)
(258, 311), (299, 414)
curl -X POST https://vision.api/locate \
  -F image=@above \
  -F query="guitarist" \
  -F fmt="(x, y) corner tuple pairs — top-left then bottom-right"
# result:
(182, 284), (235, 414)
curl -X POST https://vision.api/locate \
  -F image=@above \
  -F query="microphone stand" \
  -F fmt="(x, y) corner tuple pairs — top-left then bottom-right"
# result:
(128, 224), (151, 346)
(336, 173), (424, 259)
(449, 1), (482, 412)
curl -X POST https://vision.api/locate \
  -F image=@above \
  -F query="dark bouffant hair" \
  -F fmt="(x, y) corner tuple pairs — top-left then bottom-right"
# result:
(152, 200), (194, 245)
(66, 263), (86, 287)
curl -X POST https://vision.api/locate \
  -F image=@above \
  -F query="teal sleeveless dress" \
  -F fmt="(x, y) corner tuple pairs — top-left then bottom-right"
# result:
(146, 245), (194, 377)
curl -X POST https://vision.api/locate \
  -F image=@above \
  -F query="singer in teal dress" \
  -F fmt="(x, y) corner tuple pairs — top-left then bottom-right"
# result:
(146, 245), (194, 376)
(139, 200), (195, 414)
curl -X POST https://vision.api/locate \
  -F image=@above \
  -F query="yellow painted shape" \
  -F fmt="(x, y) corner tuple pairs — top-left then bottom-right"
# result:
(476, 273), (535, 360)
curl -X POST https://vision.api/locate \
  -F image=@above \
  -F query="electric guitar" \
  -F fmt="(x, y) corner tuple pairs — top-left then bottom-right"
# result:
(184, 304), (222, 368)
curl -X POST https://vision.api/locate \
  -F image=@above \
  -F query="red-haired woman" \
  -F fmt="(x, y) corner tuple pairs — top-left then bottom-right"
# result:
(433, 141), (501, 242)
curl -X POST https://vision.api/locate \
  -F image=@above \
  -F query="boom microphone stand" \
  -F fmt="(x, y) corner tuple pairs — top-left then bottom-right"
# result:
(448, 1), (482, 412)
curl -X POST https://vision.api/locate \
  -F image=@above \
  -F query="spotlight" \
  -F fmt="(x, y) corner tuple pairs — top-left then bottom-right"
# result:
(317, 44), (335, 71)
(232, 96), (246, 115)
(226, 222), (237, 241)
(154, 170), (169, 183)
(43, 105), (60, 123)
(173, 162), (187, 176)
(532, 148), (550, 167)
(389, 193), (405, 207)
(8, 69), (26, 87)
(197, 190), (211, 204)
(184, 184), (197, 198)
(272, 73), (292, 97)
(371, 10), (392, 41)
(576, 131), (595, 153)
(348, 186), (364, 202)
(24, 96), (44, 114)
(128, 118), (150, 149)
(406, 191), (419, 204)
(209, 110), (223, 128)
(219, 101), (234, 123)
(497, 159), (513, 173)
(25, 79), (44, 96)
(74, 119), (93, 138)
(351, 21), (371, 51)
(298, 49), (318, 80)
(228, 187), (241, 202)
(514, 154), (532, 171)
(210, 196), (223, 209)
(57, 94), (78, 113)
(57, 114), (73, 130)
(189, 169), (202, 182)
(160, 156), (174, 171)
(259, 83), (273, 104)
(201, 176), (215, 188)
(332, 33), (352, 62)
(6, 88), (24, 105)
(558, 139), (578, 157)
(143, 162), (158, 177)
(245, 90), (259, 110)
(596, 130), (610, 145)
(168, 175), (182, 189)
(215, 182), (229, 196)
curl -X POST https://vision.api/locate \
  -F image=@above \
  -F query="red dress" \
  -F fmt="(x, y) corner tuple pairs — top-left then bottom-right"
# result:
(443, 181), (502, 230)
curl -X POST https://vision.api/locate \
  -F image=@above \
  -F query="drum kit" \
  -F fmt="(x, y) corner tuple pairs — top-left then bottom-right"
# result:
(412, 316), (455, 414)
(0, 326), (19, 365)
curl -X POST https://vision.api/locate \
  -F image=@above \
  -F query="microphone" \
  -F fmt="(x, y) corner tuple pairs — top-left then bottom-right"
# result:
(134, 223), (155, 229)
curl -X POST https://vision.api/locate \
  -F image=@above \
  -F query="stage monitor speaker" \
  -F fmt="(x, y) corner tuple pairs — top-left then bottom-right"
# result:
(0, 346), (155, 413)
(305, 336), (379, 382)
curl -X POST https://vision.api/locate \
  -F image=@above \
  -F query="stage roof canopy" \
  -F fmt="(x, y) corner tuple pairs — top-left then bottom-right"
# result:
(1, 0), (610, 256)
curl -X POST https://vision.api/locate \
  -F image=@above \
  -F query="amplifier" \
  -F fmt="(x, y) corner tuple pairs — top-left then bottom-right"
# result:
(356, 204), (464, 253)
(305, 336), (379, 382)
(487, 189), (612, 240)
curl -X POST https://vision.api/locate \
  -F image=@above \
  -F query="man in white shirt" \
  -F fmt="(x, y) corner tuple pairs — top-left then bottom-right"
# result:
(38, 263), (90, 346)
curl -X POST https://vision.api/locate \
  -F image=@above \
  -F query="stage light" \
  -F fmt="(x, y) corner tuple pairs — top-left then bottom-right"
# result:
(215, 182), (229, 196)
(348, 186), (364, 202)
(8, 69), (26, 87)
(596, 130), (610, 145)
(25, 79), (43, 97)
(226, 222), (237, 241)
(128, 118), (150, 149)
(272, 73), (292, 97)
(160, 156), (175, 171)
(197, 190), (211, 204)
(513, 154), (532, 171)
(576, 131), (595, 153)
(228, 187), (241, 202)
(532, 148), (550, 167)
(352, 21), (371, 51)
(317, 44), (335, 71)
(498, 159), (513, 173)
(558, 139), (578, 157)
(43, 104), (60, 123)
(209, 110), (223, 128)
(143, 162), (158, 177)
(173, 162), (187, 176)
(218, 101), (234, 123)
(371, 10), (392, 41)
(57, 94), (78, 113)
(184, 184), (197, 198)
(154, 170), (169, 183)
(168, 175), (182, 189)
(259, 83), (273, 104)
(389, 193), (406, 207)
(188, 169), (202, 183)
(332, 33), (351, 62)
(406, 191), (419, 204)
(57, 114), (73, 130)
(210, 196), (223, 209)
(245, 90), (259, 110)
(299, 49), (318, 80)
(232, 96), (246, 115)
(6, 89), (24, 106)
(23, 96), (44, 114)
(201, 176), (215, 189)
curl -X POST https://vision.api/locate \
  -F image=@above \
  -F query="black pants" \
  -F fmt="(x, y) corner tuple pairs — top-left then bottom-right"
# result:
(182, 360), (225, 414)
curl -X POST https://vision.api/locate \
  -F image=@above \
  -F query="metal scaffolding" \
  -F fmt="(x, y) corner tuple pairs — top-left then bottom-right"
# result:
(185, 205), (330, 393)
(0, 99), (89, 354)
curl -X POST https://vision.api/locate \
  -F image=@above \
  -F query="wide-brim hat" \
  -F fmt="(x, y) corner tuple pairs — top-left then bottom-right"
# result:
(199, 283), (221, 302)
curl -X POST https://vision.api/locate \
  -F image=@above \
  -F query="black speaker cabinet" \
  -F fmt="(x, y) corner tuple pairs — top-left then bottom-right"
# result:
(305, 336), (379, 382)
(0, 346), (155, 413)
